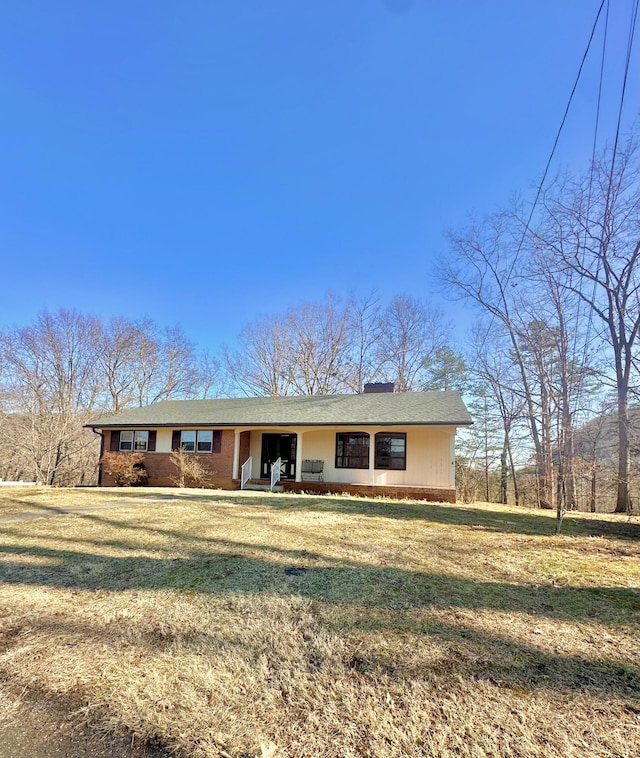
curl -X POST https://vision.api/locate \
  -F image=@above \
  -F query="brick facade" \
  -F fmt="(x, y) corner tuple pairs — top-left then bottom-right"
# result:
(100, 429), (236, 488)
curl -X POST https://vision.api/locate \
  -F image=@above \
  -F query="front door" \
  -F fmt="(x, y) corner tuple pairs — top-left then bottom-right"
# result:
(261, 434), (297, 480)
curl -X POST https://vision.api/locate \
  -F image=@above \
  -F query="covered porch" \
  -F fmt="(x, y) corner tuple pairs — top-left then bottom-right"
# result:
(230, 425), (457, 502)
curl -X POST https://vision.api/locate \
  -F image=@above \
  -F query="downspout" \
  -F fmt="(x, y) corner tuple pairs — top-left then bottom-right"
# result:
(91, 428), (104, 486)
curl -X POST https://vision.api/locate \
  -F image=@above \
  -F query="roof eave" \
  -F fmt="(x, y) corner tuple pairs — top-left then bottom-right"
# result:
(85, 420), (473, 429)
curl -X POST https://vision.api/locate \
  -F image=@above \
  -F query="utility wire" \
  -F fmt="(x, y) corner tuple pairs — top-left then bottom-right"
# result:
(576, 0), (638, 406)
(605, 0), (639, 203)
(464, 0), (608, 377)
(505, 0), (607, 283)
(572, 0), (610, 423)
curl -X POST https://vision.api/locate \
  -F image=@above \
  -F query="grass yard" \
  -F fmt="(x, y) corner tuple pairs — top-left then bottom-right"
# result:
(0, 487), (639, 758)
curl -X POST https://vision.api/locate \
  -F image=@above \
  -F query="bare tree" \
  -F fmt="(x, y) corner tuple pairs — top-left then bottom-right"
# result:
(223, 315), (296, 397)
(375, 294), (451, 392)
(224, 292), (461, 398)
(536, 136), (640, 512)
(0, 309), (101, 485)
(0, 310), (215, 486)
(442, 212), (557, 508)
(95, 316), (142, 413)
(196, 350), (225, 399)
(467, 322), (526, 505)
(96, 317), (204, 410)
(343, 291), (383, 393)
(286, 296), (353, 395)
(224, 295), (356, 397)
(131, 322), (202, 406)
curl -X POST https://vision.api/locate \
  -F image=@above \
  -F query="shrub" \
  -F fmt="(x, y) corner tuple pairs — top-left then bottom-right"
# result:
(170, 448), (214, 488)
(101, 452), (148, 487)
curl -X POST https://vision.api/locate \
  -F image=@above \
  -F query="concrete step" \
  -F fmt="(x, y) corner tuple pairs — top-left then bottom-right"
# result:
(242, 482), (284, 492)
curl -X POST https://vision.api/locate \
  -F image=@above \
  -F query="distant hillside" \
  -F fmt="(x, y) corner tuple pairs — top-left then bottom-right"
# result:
(573, 406), (640, 462)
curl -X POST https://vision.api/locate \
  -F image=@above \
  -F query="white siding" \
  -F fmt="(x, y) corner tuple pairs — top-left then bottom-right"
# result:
(156, 429), (173, 453)
(250, 426), (456, 488)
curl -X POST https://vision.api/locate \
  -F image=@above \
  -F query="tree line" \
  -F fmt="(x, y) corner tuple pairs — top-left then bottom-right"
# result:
(443, 134), (639, 517)
(0, 136), (637, 513)
(0, 294), (456, 487)
(0, 313), (220, 486)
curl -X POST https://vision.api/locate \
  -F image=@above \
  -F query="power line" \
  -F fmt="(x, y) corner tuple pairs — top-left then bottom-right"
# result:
(572, 0), (610, 421)
(505, 0), (608, 283)
(463, 0), (616, 379)
(605, 0), (639, 203)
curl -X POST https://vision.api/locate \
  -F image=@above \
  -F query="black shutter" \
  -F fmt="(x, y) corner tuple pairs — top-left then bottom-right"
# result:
(172, 430), (181, 451)
(110, 431), (120, 452)
(212, 430), (222, 453)
(148, 431), (157, 452)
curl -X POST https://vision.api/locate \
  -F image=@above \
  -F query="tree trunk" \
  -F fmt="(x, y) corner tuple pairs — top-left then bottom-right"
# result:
(499, 437), (508, 504)
(538, 379), (554, 509)
(508, 443), (520, 506)
(614, 383), (632, 513)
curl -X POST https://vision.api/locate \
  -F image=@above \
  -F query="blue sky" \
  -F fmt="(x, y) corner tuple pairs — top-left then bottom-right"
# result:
(1, 1), (637, 353)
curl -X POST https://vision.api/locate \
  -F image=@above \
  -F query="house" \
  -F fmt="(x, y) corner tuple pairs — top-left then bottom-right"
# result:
(86, 385), (472, 502)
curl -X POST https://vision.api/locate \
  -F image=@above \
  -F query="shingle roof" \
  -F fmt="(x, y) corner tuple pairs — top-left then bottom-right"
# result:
(86, 392), (472, 429)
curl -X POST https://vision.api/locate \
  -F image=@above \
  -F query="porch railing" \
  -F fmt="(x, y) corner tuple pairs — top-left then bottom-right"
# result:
(270, 457), (282, 491)
(240, 457), (252, 490)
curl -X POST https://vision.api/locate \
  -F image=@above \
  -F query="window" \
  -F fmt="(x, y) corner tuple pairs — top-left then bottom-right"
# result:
(180, 431), (196, 452)
(335, 432), (370, 469)
(375, 432), (406, 470)
(197, 430), (213, 452)
(172, 430), (221, 453)
(119, 431), (133, 451)
(119, 430), (149, 452)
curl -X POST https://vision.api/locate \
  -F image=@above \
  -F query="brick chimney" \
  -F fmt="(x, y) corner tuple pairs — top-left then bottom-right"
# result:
(363, 382), (396, 394)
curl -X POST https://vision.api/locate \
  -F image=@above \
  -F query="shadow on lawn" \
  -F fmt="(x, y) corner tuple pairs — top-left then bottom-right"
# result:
(0, 490), (162, 519)
(0, 496), (70, 515)
(2, 505), (639, 707)
(1, 523), (638, 629)
(154, 490), (640, 541)
(287, 498), (640, 541)
(1, 533), (639, 706)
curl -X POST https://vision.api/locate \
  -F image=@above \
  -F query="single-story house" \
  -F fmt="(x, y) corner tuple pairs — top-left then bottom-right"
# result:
(86, 385), (472, 502)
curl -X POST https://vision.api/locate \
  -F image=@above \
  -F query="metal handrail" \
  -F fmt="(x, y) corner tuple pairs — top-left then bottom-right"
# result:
(240, 457), (252, 490)
(270, 457), (282, 491)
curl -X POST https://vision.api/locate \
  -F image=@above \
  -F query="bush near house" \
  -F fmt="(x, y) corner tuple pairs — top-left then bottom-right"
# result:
(169, 448), (215, 488)
(100, 452), (148, 487)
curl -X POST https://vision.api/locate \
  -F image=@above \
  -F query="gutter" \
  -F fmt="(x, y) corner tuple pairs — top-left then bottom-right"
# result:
(84, 420), (473, 429)
(90, 427), (104, 486)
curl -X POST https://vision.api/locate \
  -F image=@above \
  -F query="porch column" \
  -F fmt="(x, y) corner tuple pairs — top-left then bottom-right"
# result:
(449, 430), (456, 489)
(295, 432), (303, 482)
(369, 431), (375, 485)
(232, 430), (240, 480)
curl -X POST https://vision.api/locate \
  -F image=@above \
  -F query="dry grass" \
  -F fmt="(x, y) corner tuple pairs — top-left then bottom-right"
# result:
(0, 486), (639, 757)
(0, 485), (163, 517)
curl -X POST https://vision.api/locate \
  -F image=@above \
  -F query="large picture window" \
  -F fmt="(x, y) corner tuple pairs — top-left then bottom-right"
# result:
(335, 432), (370, 469)
(375, 432), (406, 470)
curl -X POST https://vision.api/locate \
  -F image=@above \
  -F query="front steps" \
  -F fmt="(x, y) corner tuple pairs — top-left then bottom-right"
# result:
(241, 480), (284, 492)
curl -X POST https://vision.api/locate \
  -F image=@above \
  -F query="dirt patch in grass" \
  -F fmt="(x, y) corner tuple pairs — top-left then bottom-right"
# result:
(0, 488), (639, 757)
(0, 681), (170, 758)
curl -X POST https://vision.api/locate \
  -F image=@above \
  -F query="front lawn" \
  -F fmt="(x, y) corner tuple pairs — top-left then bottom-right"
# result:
(0, 487), (638, 757)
